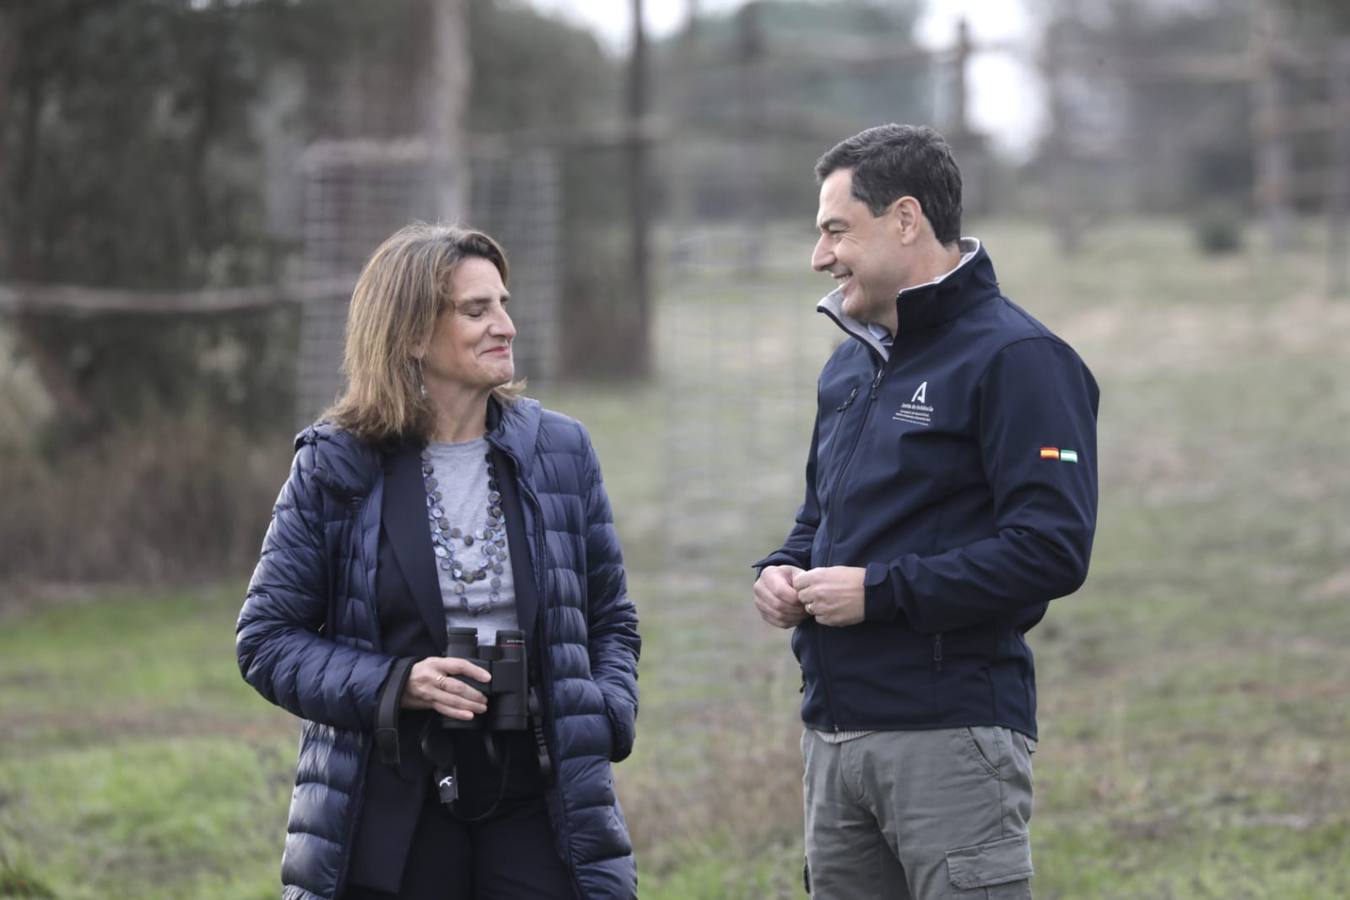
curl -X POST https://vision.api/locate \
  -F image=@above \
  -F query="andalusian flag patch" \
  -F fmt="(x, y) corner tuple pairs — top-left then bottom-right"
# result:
(1040, 447), (1079, 463)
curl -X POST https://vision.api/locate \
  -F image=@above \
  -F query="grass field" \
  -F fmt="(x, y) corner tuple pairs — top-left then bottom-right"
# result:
(2, 218), (1348, 898)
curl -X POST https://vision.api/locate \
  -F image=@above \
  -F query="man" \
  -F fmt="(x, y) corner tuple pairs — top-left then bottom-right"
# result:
(753, 124), (1098, 899)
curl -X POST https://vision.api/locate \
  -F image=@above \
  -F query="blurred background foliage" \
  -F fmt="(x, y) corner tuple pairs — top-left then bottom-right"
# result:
(0, 0), (1345, 590)
(9, 0), (1342, 466)
(0, 0), (622, 448)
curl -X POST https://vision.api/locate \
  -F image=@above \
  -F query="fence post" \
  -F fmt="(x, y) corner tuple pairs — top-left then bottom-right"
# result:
(735, 2), (766, 276)
(0, 6), (15, 277)
(427, 0), (471, 222)
(1043, 19), (1079, 254)
(1250, 0), (1293, 252)
(951, 18), (972, 140)
(1329, 39), (1350, 296)
(668, 0), (702, 274)
(627, 0), (653, 376)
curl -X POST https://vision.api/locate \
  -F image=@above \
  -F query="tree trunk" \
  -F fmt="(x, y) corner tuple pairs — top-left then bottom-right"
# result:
(624, 0), (652, 376)
(427, 0), (471, 222)
(0, 5), (15, 277)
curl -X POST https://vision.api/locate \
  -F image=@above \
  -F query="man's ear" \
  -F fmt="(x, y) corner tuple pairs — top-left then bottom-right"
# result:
(893, 196), (924, 244)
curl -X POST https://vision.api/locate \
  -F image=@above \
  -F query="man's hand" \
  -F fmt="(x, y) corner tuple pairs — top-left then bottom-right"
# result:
(753, 564), (808, 629)
(795, 566), (866, 627)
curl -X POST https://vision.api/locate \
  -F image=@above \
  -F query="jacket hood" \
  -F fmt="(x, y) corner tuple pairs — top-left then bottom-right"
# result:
(294, 423), (381, 500)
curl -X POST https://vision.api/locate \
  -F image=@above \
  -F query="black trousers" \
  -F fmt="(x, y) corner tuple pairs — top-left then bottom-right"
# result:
(344, 731), (575, 900)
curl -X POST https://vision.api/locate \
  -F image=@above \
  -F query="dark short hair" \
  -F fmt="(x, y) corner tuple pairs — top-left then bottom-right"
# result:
(814, 124), (963, 245)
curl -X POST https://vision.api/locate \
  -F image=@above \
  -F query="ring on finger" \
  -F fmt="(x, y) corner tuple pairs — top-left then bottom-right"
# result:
(435, 674), (447, 689)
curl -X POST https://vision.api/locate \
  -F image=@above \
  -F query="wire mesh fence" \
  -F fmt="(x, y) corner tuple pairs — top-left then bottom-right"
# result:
(294, 139), (562, 427)
(655, 223), (830, 570)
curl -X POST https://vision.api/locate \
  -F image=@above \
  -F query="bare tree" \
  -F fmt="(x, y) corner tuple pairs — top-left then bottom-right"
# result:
(0, 4), (14, 277)
(627, 0), (652, 376)
(427, 0), (471, 221)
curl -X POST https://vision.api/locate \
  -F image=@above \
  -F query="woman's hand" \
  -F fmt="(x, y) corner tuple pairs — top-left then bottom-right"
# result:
(401, 656), (493, 721)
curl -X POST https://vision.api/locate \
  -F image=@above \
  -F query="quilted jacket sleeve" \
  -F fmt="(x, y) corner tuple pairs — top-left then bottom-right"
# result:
(236, 441), (396, 732)
(579, 431), (642, 763)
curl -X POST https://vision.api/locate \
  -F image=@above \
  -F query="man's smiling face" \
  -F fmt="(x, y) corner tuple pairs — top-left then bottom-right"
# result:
(810, 168), (910, 329)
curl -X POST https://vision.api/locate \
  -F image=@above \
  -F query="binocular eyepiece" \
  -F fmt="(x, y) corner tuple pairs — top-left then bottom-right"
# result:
(442, 627), (529, 732)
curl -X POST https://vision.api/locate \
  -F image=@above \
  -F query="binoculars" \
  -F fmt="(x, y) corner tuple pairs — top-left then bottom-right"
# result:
(441, 627), (529, 732)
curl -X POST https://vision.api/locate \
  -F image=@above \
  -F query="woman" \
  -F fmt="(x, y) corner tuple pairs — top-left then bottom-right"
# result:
(237, 224), (640, 899)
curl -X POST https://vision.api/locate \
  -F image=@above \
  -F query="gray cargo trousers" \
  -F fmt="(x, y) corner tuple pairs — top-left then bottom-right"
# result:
(802, 726), (1037, 899)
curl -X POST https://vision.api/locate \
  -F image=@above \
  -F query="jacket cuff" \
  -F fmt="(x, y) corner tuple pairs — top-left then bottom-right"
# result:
(604, 695), (637, 763)
(863, 562), (901, 623)
(751, 553), (808, 583)
(751, 552), (789, 573)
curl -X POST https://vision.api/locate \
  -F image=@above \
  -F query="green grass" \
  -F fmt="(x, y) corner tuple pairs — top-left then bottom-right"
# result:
(0, 588), (286, 751)
(0, 738), (291, 900)
(0, 588), (295, 898)
(3, 217), (1348, 897)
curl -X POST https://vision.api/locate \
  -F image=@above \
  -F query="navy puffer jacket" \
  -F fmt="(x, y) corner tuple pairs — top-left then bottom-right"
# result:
(237, 398), (640, 899)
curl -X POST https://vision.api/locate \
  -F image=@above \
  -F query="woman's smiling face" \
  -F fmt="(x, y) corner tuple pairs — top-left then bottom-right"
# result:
(421, 256), (516, 398)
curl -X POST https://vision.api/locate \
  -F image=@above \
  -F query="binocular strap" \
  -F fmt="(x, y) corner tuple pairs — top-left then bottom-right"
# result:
(418, 723), (461, 808)
(415, 686), (555, 823)
(418, 722), (516, 823)
(528, 687), (554, 786)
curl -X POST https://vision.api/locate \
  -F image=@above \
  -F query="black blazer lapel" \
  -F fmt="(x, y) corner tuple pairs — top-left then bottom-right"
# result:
(382, 443), (449, 651)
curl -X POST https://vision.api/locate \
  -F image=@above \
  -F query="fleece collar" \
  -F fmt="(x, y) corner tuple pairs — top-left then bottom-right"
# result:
(817, 237), (993, 362)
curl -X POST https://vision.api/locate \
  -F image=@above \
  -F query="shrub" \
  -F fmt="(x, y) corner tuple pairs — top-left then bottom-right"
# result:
(0, 419), (292, 587)
(1191, 206), (1244, 256)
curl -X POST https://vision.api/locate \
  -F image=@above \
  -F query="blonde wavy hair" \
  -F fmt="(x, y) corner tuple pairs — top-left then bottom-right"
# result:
(323, 223), (526, 445)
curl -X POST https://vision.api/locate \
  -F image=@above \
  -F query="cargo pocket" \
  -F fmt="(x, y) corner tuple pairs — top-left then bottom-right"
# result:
(946, 833), (1033, 897)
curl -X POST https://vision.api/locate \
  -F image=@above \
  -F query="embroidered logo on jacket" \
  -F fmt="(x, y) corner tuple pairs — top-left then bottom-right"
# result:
(894, 381), (933, 427)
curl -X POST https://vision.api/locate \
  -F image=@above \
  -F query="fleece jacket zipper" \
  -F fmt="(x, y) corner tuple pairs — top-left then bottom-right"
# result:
(816, 351), (887, 730)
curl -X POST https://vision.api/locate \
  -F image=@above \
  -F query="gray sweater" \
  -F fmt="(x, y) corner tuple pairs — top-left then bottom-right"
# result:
(424, 437), (519, 644)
